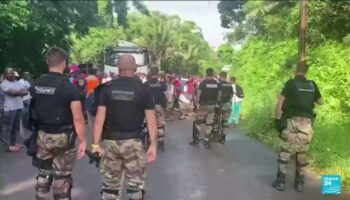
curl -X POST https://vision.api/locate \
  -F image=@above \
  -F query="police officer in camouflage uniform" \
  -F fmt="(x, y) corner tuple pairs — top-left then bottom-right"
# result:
(92, 54), (157, 200)
(272, 63), (322, 192)
(30, 47), (87, 200)
(190, 68), (219, 148)
(145, 67), (168, 152)
(217, 71), (233, 144)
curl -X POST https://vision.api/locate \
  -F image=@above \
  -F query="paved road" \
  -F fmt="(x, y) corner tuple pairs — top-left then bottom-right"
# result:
(0, 120), (348, 200)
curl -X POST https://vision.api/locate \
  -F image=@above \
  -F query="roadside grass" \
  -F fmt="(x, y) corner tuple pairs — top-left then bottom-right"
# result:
(239, 106), (350, 190)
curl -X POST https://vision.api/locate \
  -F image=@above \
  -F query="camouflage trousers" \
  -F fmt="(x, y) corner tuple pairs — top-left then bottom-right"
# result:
(194, 105), (216, 141)
(36, 130), (76, 200)
(278, 117), (313, 176)
(219, 102), (231, 135)
(100, 139), (146, 200)
(155, 105), (165, 142)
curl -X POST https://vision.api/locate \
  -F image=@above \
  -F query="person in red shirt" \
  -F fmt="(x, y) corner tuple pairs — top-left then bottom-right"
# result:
(172, 75), (181, 110)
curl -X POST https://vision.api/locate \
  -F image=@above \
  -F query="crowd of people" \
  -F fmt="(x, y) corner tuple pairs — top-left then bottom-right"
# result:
(0, 63), (245, 154)
(1, 46), (323, 199)
(0, 47), (246, 200)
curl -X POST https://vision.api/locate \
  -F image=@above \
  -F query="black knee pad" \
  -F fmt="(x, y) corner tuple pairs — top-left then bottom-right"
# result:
(53, 174), (72, 200)
(127, 189), (144, 200)
(101, 189), (119, 200)
(36, 173), (53, 194)
(277, 158), (289, 165)
(192, 122), (199, 140)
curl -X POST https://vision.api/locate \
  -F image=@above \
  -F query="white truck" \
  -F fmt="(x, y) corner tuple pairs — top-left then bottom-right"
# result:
(103, 41), (152, 75)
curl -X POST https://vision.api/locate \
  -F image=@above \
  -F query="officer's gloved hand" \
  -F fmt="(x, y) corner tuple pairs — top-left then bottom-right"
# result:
(275, 118), (286, 133)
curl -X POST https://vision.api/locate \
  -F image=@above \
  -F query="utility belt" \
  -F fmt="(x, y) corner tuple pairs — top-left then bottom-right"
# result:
(221, 97), (231, 104)
(27, 124), (76, 170)
(200, 101), (217, 106)
(39, 124), (74, 134)
(103, 128), (144, 141)
(276, 113), (316, 133)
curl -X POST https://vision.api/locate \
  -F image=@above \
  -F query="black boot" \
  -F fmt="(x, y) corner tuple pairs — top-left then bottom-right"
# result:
(219, 134), (226, 144)
(128, 190), (145, 200)
(272, 172), (286, 191)
(158, 141), (165, 152)
(203, 139), (210, 149)
(189, 122), (199, 146)
(295, 169), (304, 192)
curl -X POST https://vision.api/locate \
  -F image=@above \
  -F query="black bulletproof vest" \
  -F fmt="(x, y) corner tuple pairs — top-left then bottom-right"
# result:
(219, 80), (233, 103)
(283, 79), (316, 118)
(33, 74), (73, 126)
(103, 78), (145, 140)
(145, 78), (166, 107)
(200, 79), (219, 105)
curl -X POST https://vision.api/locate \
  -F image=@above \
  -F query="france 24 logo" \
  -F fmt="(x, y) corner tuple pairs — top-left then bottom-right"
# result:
(322, 175), (341, 194)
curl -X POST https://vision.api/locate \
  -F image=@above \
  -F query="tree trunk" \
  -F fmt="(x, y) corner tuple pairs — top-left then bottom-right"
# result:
(156, 59), (161, 71)
(298, 0), (307, 72)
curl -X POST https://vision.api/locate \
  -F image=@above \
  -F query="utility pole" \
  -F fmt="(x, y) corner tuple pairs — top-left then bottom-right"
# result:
(298, 0), (307, 72)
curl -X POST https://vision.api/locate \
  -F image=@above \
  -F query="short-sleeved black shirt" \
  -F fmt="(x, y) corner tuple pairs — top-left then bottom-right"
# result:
(281, 75), (322, 118)
(145, 78), (167, 107)
(198, 79), (219, 105)
(30, 72), (80, 125)
(98, 77), (155, 132)
(218, 80), (233, 103)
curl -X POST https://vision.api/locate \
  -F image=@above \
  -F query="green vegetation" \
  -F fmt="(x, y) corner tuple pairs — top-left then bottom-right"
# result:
(0, 0), (150, 74)
(218, 0), (350, 187)
(0, 0), (216, 75)
(71, 11), (216, 74)
(1, 0), (349, 188)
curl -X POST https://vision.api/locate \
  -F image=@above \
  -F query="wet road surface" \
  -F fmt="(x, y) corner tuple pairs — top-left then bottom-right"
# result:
(0, 120), (348, 200)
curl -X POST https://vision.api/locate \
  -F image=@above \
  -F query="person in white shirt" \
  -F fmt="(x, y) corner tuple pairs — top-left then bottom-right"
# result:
(228, 76), (244, 128)
(1, 68), (28, 152)
(101, 72), (112, 84)
(18, 72), (31, 105)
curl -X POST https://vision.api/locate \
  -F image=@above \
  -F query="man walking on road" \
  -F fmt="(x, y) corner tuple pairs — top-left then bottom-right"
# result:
(273, 62), (322, 192)
(30, 47), (87, 199)
(217, 71), (233, 143)
(145, 67), (168, 152)
(92, 54), (157, 200)
(190, 68), (219, 148)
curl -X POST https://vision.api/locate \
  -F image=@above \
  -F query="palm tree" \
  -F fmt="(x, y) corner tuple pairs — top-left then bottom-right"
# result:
(133, 12), (179, 69)
(101, 0), (149, 27)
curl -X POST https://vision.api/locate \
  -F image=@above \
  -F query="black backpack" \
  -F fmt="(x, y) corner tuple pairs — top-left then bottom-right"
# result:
(235, 84), (244, 98)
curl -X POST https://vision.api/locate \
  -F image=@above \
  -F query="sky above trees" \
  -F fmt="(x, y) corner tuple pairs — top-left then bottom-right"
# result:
(144, 1), (227, 48)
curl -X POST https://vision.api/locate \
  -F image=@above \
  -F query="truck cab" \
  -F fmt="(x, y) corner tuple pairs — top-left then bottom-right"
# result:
(103, 41), (152, 76)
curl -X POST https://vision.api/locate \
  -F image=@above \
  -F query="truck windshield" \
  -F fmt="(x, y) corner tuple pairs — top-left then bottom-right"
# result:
(105, 51), (147, 67)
